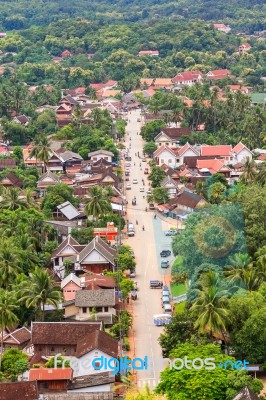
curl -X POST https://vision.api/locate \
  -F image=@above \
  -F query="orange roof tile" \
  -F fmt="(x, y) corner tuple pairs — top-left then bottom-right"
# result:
(29, 368), (72, 381)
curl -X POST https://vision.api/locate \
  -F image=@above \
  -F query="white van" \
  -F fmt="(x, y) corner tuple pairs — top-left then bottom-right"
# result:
(128, 222), (135, 237)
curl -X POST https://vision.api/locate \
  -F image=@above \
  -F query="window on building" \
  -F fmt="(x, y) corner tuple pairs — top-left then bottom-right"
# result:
(82, 307), (87, 313)
(104, 306), (109, 312)
(96, 307), (102, 313)
(168, 159), (172, 163)
(51, 347), (55, 352)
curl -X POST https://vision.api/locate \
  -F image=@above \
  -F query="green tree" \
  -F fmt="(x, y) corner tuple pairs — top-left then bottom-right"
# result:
(71, 227), (94, 244)
(41, 183), (78, 217)
(208, 182), (227, 204)
(148, 166), (166, 188)
(30, 135), (51, 173)
(0, 187), (27, 211)
(143, 141), (157, 157)
(191, 271), (229, 339)
(85, 186), (111, 223)
(156, 342), (262, 400)
(0, 291), (18, 371)
(20, 267), (62, 321)
(240, 158), (257, 185)
(152, 187), (170, 204)
(0, 239), (21, 288)
(1, 348), (28, 379)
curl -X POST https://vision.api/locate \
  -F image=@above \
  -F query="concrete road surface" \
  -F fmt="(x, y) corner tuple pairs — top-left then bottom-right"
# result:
(123, 109), (173, 388)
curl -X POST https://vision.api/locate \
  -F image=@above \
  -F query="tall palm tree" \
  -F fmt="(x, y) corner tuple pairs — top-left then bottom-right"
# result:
(0, 289), (18, 370)
(191, 271), (229, 339)
(20, 267), (62, 321)
(0, 187), (27, 211)
(85, 186), (112, 224)
(256, 162), (266, 186)
(30, 135), (51, 173)
(0, 239), (21, 288)
(240, 158), (257, 184)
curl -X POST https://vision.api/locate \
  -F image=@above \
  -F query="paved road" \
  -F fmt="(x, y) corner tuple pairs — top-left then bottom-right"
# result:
(122, 109), (173, 388)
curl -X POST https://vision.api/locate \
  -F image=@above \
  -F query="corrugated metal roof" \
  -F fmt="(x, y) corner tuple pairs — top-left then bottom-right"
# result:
(57, 201), (80, 220)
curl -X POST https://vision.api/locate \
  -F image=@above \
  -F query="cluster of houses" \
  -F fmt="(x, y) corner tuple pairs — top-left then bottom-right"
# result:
(0, 321), (120, 399)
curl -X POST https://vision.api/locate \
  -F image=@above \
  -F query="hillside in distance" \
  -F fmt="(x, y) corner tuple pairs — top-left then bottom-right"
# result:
(0, 0), (265, 32)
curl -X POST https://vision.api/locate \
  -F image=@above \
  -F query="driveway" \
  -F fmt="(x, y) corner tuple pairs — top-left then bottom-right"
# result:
(123, 109), (172, 388)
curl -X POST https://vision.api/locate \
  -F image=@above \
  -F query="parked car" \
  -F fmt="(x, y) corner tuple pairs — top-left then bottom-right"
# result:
(125, 163), (131, 167)
(144, 168), (149, 174)
(139, 187), (144, 192)
(162, 289), (170, 297)
(161, 296), (170, 306)
(142, 158), (147, 162)
(137, 118), (141, 122)
(164, 230), (178, 236)
(133, 281), (138, 290)
(160, 250), (171, 257)
(164, 304), (172, 314)
(161, 260), (170, 268)
(149, 203), (155, 210)
(147, 189), (152, 195)
(132, 179), (138, 184)
(126, 184), (131, 190)
(150, 280), (163, 289)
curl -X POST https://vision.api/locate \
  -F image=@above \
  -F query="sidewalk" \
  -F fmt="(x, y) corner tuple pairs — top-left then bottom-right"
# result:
(154, 210), (184, 229)
(125, 299), (138, 384)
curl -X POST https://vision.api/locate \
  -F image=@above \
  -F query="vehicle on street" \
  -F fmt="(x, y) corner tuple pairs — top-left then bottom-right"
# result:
(133, 281), (138, 290)
(126, 184), (131, 190)
(126, 163), (131, 167)
(153, 314), (172, 326)
(162, 289), (170, 297)
(149, 203), (155, 210)
(150, 280), (163, 289)
(144, 168), (149, 174)
(137, 118), (141, 122)
(131, 290), (137, 300)
(162, 285), (169, 292)
(125, 155), (131, 161)
(161, 260), (170, 268)
(160, 250), (171, 257)
(125, 176), (129, 181)
(147, 189), (152, 195)
(132, 197), (136, 205)
(142, 158), (147, 162)
(164, 230), (178, 236)
(139, 187), (144, 192)
(163, 304), (172, 314)
(128, 222), (135, 237)
(132, 179), (138, 184)
(129, 270), (136, 278)
(161, 296), (170, 306)
(125, 171), (130, 176)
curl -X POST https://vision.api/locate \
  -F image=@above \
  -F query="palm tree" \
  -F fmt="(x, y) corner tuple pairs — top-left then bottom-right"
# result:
(0, 289), (18, 370)
(256, 162), (266, 186)
(30, 135), (51, 173)
(240, 158), (257, 184)
(0, 187), (27, 211)
(0, 239), (21, 288)
(20, 267), (62, 321)
(191, 271), (229, 339)
(85, 186), (112, 224)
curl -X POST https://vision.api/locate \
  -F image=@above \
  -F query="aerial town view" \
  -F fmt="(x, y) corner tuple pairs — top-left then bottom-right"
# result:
(0, 0), (265, 399)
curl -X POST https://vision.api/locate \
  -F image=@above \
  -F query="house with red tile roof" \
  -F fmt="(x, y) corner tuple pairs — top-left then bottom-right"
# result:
(154, 127), (191, 147)
(206, 69), (231, 80)
(232, 142), (253, 163)
(200, 145), (232, 162)
(213, 24), (231, 33)
(228, 85), (252, 94)
(196, 159), (231, 177)
(172, 71), (203, 86)
(3, 327), (31, 350)
(239, 42), (251, 53)
(0, 381), (38, 400)
(138, 50), (159, 56)
(61, 49), (72, 58)
(154, 143), (199, 167)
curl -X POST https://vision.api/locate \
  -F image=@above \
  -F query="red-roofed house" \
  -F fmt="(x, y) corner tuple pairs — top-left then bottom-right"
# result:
(200, 145), (232, 162)
(197, 159), (231, 177)
(154, 127), (191, 147)
(206, 69), (230, 80)
(228, 85), (252, 94)
(213, 24), (231, 33)
(61, 50), (72, 58)
(29, 368), (73, 393)
(138, 50), (159, 56)
(239, 43), (251, 53)
(172, 71), (203, 86)
(232, 142), (253, 163)
(154, 143), (198, 167)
